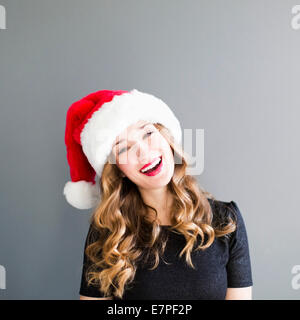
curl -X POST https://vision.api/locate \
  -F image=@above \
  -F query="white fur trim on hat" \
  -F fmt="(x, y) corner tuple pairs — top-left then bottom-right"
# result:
(63, 180), (100, 210)
(80, 88), (182, 178)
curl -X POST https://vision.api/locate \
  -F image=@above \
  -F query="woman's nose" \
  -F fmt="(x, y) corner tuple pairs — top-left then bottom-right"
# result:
(134, 140), (149, 162)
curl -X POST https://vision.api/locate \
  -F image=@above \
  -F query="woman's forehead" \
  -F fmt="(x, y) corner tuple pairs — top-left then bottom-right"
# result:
(116, 120), (151, 142)
(129, 120), (150, 131)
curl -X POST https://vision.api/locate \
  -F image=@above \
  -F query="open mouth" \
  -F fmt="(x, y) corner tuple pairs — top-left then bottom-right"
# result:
(140, 156), (163, 175)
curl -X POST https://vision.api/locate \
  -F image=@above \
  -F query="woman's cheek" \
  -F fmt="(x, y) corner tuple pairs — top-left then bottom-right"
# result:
(152, 135), (164, 148)
(119, 162), (135, 176)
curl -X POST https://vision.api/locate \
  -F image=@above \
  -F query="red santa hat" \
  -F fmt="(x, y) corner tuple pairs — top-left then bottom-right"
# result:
(63, 88), (182, 210)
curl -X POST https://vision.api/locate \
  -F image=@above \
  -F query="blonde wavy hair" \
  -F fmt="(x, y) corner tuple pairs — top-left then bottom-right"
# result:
(84, 123), (237, 299)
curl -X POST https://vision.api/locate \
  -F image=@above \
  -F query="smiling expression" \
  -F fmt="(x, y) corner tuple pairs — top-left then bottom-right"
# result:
(112, 120), (175, 189)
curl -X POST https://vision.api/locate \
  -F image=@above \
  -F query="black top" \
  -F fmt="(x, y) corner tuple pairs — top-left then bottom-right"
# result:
(79, 199), (253, 300)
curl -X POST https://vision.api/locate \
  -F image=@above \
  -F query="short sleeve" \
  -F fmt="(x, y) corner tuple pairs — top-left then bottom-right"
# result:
(226, 201), (253, 288)
(79, 224), (108, 298)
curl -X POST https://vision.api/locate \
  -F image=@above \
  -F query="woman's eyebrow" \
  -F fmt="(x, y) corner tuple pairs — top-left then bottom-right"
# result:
(114, 122), (151, 147)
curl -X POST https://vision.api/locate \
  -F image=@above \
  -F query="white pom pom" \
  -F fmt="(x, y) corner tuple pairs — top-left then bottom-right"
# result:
(63, 180), (100, 210)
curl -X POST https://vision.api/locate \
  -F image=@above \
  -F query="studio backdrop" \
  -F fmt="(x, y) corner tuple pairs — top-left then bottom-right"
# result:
(0, 0), (300, 299)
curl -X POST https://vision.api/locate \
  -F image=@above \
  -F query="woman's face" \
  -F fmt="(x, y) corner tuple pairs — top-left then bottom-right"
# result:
(112, 120), (175, 190)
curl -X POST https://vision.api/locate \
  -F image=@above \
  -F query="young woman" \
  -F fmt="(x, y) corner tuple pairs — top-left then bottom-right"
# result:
(63, 89), (253, 300)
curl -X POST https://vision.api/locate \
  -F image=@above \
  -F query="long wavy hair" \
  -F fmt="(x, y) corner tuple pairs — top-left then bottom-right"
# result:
(84, 123), (237, 299)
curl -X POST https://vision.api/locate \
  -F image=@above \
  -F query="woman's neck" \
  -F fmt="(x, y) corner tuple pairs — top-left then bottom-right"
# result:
(139, 187), (173, 225)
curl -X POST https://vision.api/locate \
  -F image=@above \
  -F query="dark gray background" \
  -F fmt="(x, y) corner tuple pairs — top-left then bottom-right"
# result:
(0, 0), (299, 299)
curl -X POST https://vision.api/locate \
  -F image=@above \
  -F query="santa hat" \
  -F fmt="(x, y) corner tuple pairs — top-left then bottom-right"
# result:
(63, 88), (182, 210)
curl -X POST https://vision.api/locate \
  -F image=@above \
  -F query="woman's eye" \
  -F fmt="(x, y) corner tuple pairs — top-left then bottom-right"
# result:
(118, 146), (128, 155)
(145, 131), (154, 137)
(118, 131), (154, 155)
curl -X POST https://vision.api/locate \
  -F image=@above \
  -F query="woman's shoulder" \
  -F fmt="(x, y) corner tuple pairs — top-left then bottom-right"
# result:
(206, 197), (240, 226)
(84, 222), (110, 248)
(207, 197), (250, 241)
(207, 197), (234, 213)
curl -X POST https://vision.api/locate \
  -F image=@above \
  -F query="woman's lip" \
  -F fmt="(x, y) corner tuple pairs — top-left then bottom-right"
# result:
(140, 156), (163, 176)
(139, 156), (162, 172)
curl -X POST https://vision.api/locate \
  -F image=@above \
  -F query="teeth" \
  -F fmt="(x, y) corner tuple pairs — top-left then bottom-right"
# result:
(141, 157), (161, 173)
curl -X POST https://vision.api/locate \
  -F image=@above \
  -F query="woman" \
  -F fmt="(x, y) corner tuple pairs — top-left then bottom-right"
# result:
(63, 89), (253, 300)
